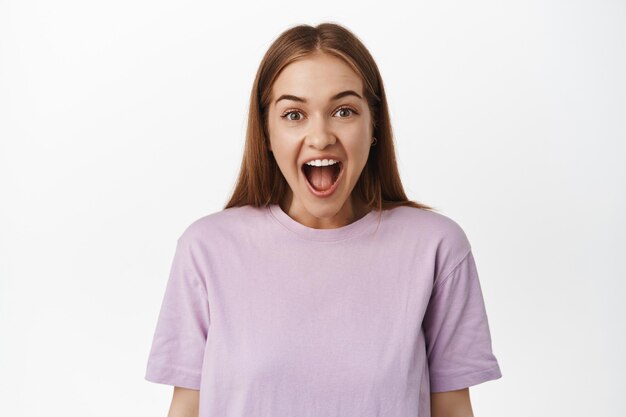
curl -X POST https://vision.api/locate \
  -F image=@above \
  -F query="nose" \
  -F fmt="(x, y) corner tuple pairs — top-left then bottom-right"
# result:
(304, 115), (336, 149)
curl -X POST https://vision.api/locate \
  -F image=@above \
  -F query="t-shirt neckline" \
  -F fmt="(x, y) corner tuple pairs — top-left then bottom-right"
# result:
(267, 203), (379, 242)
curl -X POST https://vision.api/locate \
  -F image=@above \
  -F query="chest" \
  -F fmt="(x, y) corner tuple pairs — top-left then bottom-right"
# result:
(201, 240), (434, 393)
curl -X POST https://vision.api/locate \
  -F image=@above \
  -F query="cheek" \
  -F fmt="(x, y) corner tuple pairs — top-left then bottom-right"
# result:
(268, 121), (297, 149)
(343, 127), (372, 155)
(269, 137), (299, 170)
(342, 118), (371, 140)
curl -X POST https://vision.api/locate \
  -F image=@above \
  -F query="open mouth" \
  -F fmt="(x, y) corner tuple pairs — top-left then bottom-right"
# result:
(301, 161), (343, 193)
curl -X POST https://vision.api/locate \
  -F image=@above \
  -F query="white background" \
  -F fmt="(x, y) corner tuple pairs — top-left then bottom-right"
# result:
(1, 0), (625, 416)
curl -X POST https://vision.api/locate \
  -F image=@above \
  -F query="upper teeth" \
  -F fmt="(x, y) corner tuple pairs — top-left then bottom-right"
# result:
(305, 159), (339, 167)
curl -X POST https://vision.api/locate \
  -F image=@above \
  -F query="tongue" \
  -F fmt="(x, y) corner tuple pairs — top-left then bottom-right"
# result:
(307, 166), (335, 191)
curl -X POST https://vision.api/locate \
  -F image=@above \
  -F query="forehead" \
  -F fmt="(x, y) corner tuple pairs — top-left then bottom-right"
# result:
(271, 53), (363, 102)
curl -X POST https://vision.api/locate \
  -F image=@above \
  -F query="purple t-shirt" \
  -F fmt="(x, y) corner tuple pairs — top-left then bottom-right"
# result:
(145, 203), (502, 416)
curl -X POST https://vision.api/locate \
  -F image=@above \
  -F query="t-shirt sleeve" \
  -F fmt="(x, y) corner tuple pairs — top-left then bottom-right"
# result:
(422, 249), (502, 392)
(144, 234), (210, 390)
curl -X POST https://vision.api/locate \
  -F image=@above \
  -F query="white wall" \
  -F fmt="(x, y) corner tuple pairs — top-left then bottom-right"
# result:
(1, 0), (624, 415)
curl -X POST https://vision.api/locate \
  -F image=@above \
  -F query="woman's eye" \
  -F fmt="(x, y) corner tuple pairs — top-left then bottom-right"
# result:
(334, 107), (357, 118)
(281, 111), (303, 121)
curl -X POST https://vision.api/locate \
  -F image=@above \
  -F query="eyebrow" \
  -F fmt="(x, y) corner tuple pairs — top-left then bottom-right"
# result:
(274, 90), (362, 106)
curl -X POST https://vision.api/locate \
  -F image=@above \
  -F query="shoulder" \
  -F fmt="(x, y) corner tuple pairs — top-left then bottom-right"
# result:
(176, 205), (263, 245)
(385, 206), (470, 250)
(385, 206), (472, 283)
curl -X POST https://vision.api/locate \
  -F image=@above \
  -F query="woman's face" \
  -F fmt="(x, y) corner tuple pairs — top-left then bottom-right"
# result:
(267, 52), (373, 229)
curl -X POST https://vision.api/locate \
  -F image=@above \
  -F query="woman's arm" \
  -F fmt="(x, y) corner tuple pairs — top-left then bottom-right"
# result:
(167, 386), (199, 417)
(431, 388), (474, 417)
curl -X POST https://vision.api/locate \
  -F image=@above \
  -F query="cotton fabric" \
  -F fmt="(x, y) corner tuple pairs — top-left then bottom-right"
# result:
(145, 203), (502, 416)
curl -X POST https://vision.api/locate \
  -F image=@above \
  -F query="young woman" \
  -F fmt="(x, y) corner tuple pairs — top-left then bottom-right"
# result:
(145, 22), (502, 417)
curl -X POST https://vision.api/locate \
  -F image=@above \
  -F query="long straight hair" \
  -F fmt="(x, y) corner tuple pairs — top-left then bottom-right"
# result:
(224, 22), (436, 213)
